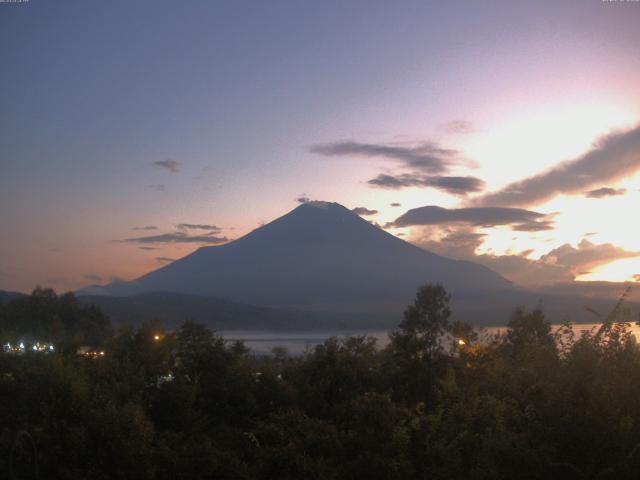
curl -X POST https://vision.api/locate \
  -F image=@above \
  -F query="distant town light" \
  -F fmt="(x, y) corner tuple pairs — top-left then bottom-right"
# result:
(154, 335), (161, 341)
(457, 339), (466, 346)
(1, 341), (56, 355)
(157, 372), (175, 385)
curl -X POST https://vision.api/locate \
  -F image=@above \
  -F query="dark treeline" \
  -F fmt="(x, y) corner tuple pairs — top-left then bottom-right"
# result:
(2, 285), (640, 479)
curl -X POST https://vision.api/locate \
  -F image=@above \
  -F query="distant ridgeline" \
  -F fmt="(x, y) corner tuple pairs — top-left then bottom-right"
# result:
(0, 287), (111, 354)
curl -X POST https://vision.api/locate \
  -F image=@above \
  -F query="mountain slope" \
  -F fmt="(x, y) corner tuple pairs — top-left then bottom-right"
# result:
(92, 202), (515, 310)
(0, 290), (26, 303)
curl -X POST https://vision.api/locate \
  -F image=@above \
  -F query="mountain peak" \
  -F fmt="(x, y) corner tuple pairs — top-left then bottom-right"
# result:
(90, 200), (515, 309)
(237, 200), (376, 247)
(296, 200), (340, 210)
(292, 201), (353, 216)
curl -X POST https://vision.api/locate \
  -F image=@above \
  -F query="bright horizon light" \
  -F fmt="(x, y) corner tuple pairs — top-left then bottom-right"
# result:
(2, 1), (640, 291)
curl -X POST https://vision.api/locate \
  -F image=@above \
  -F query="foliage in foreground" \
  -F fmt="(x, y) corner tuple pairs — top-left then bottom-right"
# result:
(1, 285), (640, 479)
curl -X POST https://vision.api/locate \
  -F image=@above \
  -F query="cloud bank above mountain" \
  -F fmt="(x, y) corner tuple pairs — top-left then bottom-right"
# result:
(472, 125), (640, 208)
(117, 231), (228, 245)
(389, 205), (554, 232)
(412, 227), (640, 287)
(368, 174), (485, 195)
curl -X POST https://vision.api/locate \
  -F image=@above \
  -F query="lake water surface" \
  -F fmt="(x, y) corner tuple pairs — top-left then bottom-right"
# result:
(220, 322), (640, 355)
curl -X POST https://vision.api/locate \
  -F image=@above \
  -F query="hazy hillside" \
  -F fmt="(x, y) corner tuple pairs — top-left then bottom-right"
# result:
(78, 291), (400, 331)
(80, 290), (640, 330)
(0, 290), (25, 303)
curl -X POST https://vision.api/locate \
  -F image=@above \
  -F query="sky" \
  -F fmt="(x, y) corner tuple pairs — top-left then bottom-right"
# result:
(1, 0), (640, 293)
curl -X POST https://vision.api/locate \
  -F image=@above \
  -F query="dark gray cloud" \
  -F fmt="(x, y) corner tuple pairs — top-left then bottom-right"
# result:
(296, 195), (311, 204)
(416, 228), (487, 258)
(118, 231), (228, 245)
(390, 202), (401, 207)
(474, 125), (640, 207)
(138, 246), (159, 250)
(412, 227), (638, 287)
(476, 239), (640, 287)
(132, 225), (158, 231)
(155, 257), (176, 263)
(425, 176), (485, 195)
(443, 120), (474, 134)
(367, 174), (409, 189)
(540, 239), (640, 271)
(177, 223), (221, 232)
(83, 274), (102, 282)
(311, 139), (484, 196)
(352, 207), (378, 216)
(511, 220), (555, 232)
(411, 226), (571, 285)
(368, 174), (484, 195)
(585, 187), (627, 198)
(149, 184), (166, 192)
(475, 253), (574, 286)
(311, 140), (460, 174)
(390, 205), (553, 231)
(152, 159), (181, 173)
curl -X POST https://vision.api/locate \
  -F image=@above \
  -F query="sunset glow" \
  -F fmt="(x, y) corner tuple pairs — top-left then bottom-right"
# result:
(2, 0), (640, 293)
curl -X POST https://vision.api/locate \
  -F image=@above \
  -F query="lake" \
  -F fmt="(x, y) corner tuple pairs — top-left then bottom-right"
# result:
(219, 322), (640, 355)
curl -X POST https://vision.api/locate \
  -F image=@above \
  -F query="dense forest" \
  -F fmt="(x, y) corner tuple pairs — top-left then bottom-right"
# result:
(1, 285), (640, 479)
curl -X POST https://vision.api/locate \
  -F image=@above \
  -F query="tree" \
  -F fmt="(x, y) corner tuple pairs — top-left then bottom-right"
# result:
(388, 284), (452, 404)
(391, 284), (452, 361)
(289, 335), (381, 421)
(504, 306), (555, 355)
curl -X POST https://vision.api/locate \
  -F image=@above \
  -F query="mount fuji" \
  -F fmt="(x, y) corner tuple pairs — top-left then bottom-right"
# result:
(79, 202), (636, 327)
(88, 202), (515, 304)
